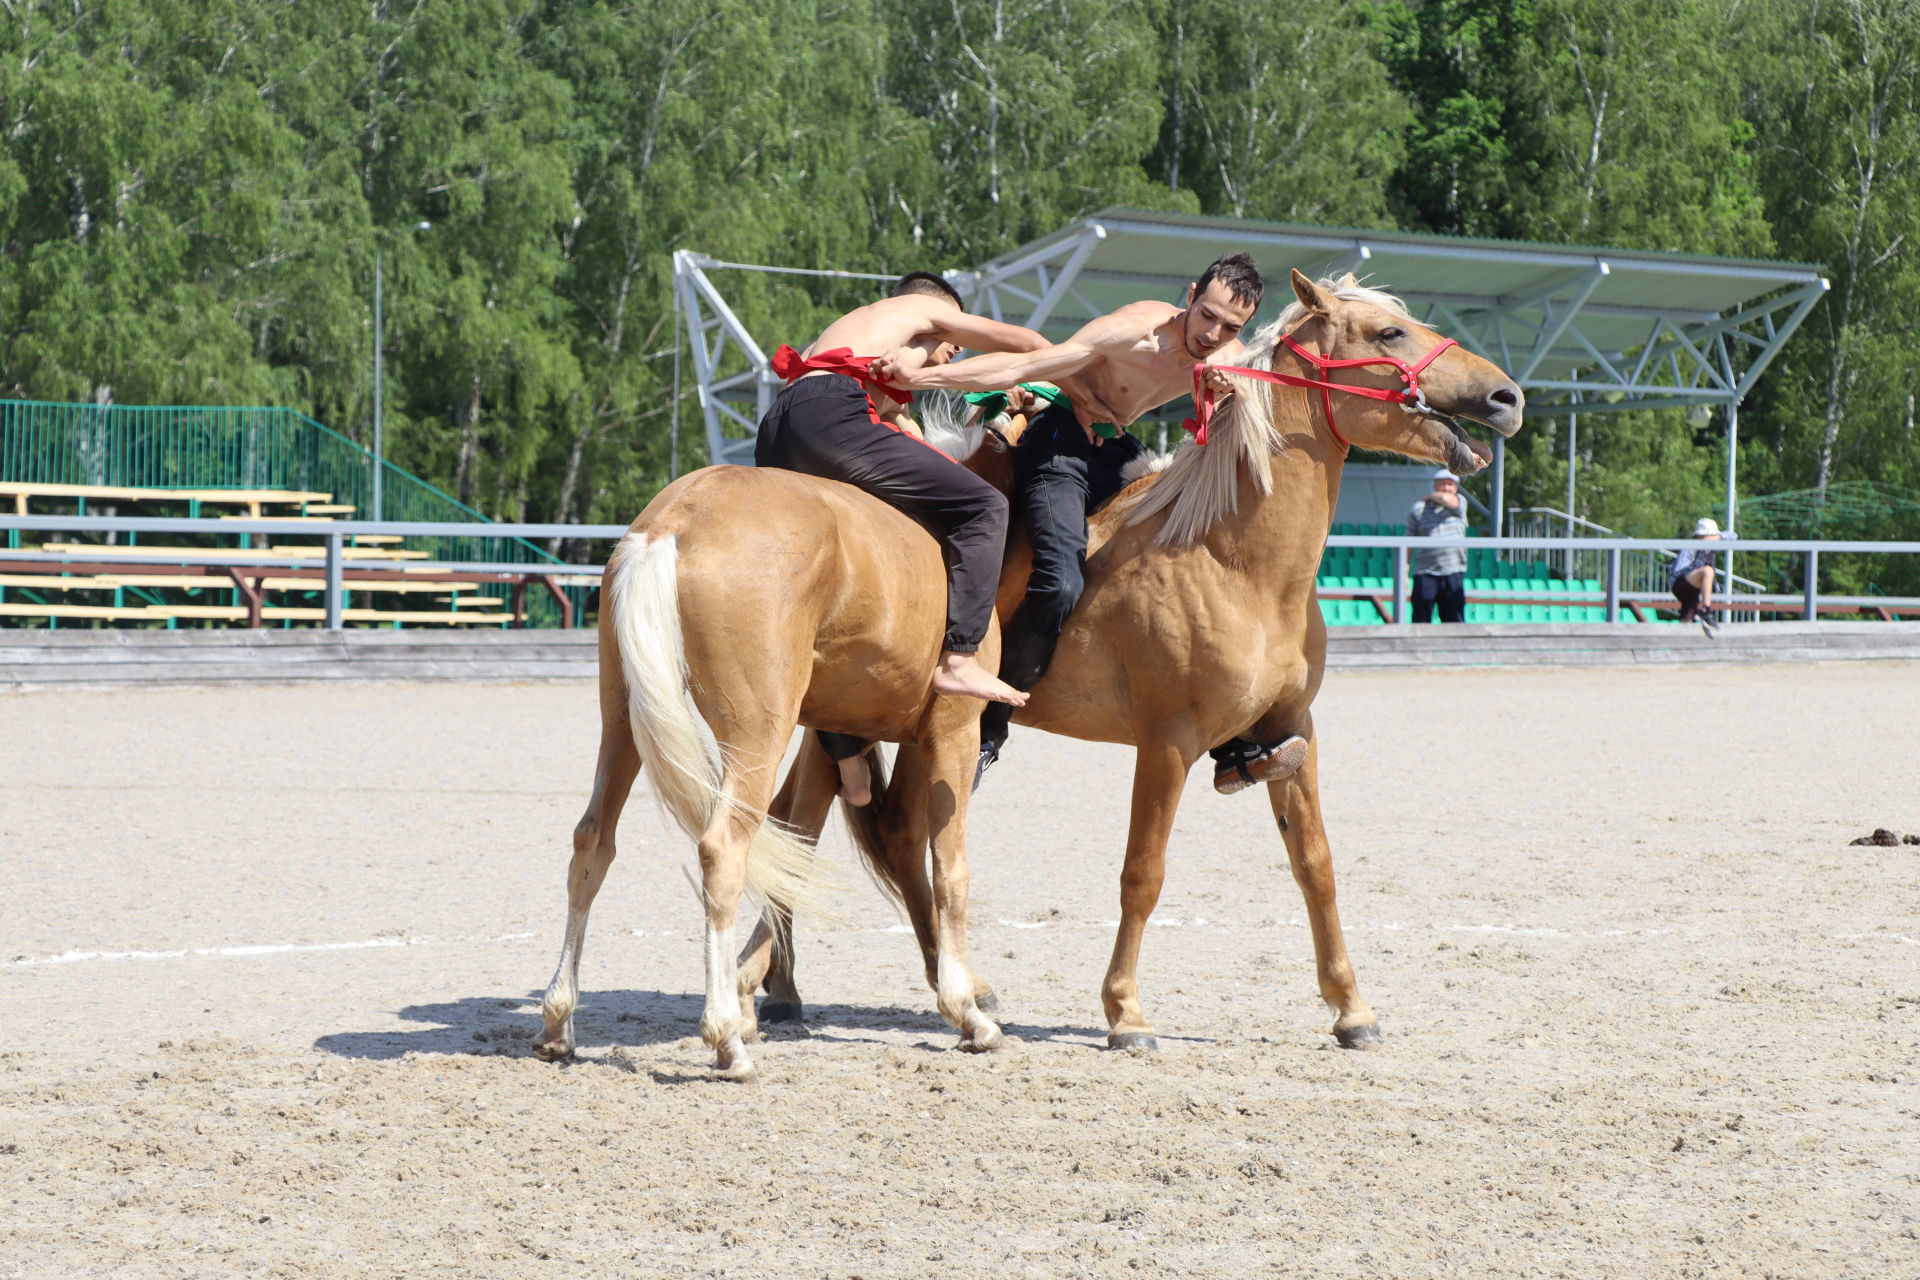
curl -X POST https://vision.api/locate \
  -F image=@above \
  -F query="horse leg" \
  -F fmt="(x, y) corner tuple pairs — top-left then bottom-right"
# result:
(535, 713), (642, 1061)
(694, 749), (790, 1081)
(1101, 742), (1190, 1052)
(1269, 729), (1380, 1048)
(735, 735), (838, 1035)
(920, 730), (1004, 1051)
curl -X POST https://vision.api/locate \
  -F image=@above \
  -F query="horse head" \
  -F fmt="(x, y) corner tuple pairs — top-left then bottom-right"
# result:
(1278, 269), (1523, 475)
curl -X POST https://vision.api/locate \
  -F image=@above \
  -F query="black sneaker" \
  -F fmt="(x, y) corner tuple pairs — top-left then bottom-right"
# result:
(972, 739), (1003, 793)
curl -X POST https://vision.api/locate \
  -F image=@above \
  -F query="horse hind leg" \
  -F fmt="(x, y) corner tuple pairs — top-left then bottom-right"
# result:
(918, 728), (1003, 1052)
(734, 734), (839, 1036)
(535, 721), (642, 1061)
(1269, 732), (1380, 1049)
(696, 758), (789, 1081)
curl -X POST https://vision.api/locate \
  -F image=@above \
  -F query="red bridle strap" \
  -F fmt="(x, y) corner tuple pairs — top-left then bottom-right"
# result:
(1181, 334), (1458, 448)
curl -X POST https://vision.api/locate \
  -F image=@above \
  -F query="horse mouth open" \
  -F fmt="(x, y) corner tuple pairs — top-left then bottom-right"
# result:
(1441, 418), (1496, 476)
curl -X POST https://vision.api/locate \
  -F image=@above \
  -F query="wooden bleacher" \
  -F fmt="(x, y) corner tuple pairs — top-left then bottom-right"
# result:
(2, 481), (333, 518)
(0, 480), (567, 629)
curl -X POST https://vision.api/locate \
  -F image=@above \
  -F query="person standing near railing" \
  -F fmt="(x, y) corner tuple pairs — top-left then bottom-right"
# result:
(1672, 517), (1734, 637)
(1407, 468), (1468, 623)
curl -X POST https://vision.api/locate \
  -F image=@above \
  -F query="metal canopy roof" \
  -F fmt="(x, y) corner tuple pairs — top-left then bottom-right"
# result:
(956, 207), (1829, 418)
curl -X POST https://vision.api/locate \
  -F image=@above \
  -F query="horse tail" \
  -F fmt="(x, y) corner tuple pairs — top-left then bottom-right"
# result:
(838, 745), (909, 914)
(606, 531), (835, 919)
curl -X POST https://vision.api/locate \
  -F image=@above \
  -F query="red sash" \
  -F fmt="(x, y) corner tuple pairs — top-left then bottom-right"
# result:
(771, 345), (915, 405)
(770, 345), (955, 461)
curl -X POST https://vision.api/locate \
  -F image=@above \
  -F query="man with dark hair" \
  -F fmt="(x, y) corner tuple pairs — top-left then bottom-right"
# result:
(891, 270), (965, 307)
(875, 253), (1276, 790)
(754, 272), (1050, 801)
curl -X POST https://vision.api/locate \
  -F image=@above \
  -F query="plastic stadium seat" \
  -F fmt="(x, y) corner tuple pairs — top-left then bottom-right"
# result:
(1319, 598), (1339, 623)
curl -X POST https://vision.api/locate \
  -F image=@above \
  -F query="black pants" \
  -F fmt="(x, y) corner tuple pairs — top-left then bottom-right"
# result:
(1672, 575), (1703, 620)
(755, 374), (1008, 654)
(980, 401), (1144, 748)
(1411, 571), (1465, 623)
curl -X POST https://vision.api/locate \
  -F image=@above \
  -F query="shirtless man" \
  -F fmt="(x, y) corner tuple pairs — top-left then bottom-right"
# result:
(754, 271), (1047, 802)
(873, 253), (1296, 793)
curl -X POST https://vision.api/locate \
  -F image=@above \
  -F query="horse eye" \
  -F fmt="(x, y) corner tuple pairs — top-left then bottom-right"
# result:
(1379, 327), (1405, 341)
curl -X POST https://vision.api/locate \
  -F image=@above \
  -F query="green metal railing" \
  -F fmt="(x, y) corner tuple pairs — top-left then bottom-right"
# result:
(1, 400), (586, 627)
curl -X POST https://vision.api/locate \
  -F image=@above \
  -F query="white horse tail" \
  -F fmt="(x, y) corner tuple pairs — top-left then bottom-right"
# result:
(606, 532), (836, 919)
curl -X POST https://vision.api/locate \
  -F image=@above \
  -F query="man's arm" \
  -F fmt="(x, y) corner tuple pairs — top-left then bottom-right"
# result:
(877, 340), (1100, 393)
(929, 306), (1050, 355)
(878, 307), (1149, 392)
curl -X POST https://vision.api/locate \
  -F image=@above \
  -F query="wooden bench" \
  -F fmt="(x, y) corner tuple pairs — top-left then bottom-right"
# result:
(2, 482), (332, 519)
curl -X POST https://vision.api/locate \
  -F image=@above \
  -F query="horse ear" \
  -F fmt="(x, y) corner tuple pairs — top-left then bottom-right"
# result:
(1290, 269), (1333, 315)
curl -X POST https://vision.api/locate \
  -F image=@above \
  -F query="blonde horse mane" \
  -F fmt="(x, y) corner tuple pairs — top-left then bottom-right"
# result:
(1121, 275), (1414, 547)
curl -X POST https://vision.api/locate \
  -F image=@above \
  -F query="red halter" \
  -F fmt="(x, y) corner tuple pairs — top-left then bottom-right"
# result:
(1182, 332), (1458, 448)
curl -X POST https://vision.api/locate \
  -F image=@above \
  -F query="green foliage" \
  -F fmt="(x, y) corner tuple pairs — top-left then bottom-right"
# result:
(0, 0), (1913, 557)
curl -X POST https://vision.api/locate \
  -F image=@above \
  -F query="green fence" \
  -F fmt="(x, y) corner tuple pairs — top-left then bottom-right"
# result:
(1, 400), (584, 627)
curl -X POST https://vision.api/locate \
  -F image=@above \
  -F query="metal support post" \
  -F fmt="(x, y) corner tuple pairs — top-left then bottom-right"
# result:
(1491, 436), (1506, 539)
(1566, 409), (1578, 581)
(324, 534), (344, 631)
(1803, 549), (1819, 621)
(1724, 399), (1740, 617)
(1392, 545), (1409, 623)
(372, 248), (384, 521)
(1604, 547), (1621, 622)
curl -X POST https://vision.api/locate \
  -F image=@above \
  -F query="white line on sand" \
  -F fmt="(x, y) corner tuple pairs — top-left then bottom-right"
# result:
(6, 932), (536, 968)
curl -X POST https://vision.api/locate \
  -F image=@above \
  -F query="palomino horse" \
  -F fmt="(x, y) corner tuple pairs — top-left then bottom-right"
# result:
(532, 467), (1007, 1080)
(750, 270), (1523, 1050)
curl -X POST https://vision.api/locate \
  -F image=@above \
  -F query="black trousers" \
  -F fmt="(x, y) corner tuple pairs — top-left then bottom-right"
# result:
(754, 374), (1008, 654)
(980, 401), (1145, 747)
(1411, 571), (1466, 623)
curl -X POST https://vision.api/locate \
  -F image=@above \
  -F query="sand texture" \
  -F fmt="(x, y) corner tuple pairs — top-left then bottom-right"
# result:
(3, 664), (1916, 1277)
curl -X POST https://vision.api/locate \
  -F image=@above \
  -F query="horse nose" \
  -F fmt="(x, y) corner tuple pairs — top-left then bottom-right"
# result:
(1483, 381), (1524, 434)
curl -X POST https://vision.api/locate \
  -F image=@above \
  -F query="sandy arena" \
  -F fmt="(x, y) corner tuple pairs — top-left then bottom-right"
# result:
(2, 663), (1916, 1278)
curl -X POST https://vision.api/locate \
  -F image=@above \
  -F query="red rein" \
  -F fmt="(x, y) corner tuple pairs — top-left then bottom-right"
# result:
(1183, 334), (1457, 447)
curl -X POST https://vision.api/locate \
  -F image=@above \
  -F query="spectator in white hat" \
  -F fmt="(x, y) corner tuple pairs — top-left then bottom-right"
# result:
(1406, 467), (1468, 623)
(1671, 516), (1733, 636)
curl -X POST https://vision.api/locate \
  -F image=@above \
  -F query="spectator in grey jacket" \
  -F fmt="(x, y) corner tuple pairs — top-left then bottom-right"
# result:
(1672, 517), (1733, 636)
(1407, 468), (1468, 623)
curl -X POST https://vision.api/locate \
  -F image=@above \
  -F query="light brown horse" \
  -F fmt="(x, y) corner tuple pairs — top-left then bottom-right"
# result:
(750, 270), (1524, 1050)
(531, 458), (1008, 1079)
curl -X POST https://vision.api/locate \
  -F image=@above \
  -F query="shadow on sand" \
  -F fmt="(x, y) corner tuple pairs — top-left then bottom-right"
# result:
(313, 987), (1106, 1063)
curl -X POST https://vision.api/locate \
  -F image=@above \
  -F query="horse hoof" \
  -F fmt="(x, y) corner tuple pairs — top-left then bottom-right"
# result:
(1335, 1023), (1383, 1050)
(973, 990), (1002, 1017)
(959, 1019), (1005, 1053)
(1108, 1031), (1160, 1054)
(713, 1061), (759, 1084)
(759, 1000), (806, 1025)
(530, 1038), (574, 1063)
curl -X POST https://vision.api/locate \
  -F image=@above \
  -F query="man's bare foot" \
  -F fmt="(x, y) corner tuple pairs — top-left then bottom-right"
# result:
(836, 754), (872, 807)
(931, 652), (1029, 707)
